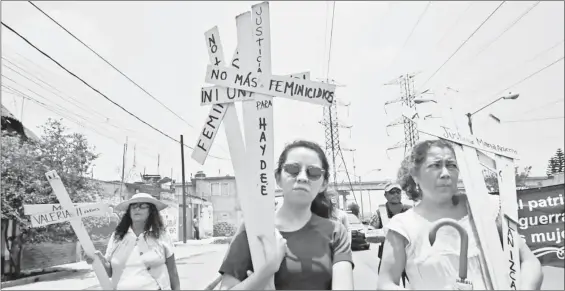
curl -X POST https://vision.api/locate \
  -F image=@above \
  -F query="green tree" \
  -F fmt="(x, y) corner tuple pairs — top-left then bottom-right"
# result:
(546, 158), (555, 177)
(546, 148), (564, 177)
(555, 148), (565, 173)
(483, 165), (532, 193)
(1, 119), (109, 279)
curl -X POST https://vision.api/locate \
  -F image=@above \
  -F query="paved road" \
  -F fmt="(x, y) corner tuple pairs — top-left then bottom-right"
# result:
(5, 241), (562, 290)
(352, 244), (380, 290)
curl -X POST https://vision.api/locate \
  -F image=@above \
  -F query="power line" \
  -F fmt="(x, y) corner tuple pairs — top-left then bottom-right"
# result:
(460, 38), (564, 96)
(2, 85), (164, 162)
(2, 86), (123, 144)
(470, 1), (540, 60)
(2, 56), (143, 134)
(387, 2), (432, 72)
(516, 98), (564, 116)
(2, 58), (108, 121)
(1, 21), (229, 161)
(484, 55), (564, 101)
(504, 116), (564, 123)
(420, 1), (506, 89)
(27, 1), (196, 130)
(321, 1), (329, 76)
(433, 2), (474, 50)
(448, 1), (541, 85)
(326, 1), (336, 78)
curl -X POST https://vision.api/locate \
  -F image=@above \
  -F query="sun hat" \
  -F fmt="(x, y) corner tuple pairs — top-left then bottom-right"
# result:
(384, 182), (402, 194)
(115, 193), (168, 211)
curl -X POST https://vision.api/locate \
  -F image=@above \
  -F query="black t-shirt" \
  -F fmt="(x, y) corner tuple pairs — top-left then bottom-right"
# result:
(219, 214), (354, 290)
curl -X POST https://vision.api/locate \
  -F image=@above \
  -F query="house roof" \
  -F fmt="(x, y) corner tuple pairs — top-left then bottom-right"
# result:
(1, 104), (40, 141)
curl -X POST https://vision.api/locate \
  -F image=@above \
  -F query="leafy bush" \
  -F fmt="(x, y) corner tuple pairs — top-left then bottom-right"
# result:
(213, 222), (236, 237)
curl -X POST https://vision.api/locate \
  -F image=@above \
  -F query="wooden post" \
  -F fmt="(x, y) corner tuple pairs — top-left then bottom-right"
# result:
(181, 135), (187, 243)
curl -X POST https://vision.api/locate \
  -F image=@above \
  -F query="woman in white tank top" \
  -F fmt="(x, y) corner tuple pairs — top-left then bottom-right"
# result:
(377, 140), (543, 290)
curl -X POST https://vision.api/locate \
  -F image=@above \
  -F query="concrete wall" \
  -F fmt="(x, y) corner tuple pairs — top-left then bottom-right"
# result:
(193, 177), (242, 228)
(21, 242), (80, 271)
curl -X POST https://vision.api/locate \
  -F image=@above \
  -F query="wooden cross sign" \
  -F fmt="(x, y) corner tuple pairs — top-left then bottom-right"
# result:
(402, 91), (521, 290)
(24, 170), (113, 290)
(190, 2), (335, 288)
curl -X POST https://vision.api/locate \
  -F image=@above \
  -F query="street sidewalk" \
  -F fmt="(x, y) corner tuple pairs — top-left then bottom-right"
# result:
(2, 241), (224, 290)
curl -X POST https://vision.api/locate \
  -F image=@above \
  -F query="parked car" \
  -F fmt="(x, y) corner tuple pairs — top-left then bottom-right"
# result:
(346, 213), (370, 250)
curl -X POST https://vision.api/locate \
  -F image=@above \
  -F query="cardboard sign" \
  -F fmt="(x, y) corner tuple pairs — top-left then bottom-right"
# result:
(29, 203), (108, 227)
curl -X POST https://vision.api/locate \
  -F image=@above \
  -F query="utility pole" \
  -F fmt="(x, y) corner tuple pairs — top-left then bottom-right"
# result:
(180, 135), (189, 242)
(347, 148), (364, 219)
(119, 137), (128, 201)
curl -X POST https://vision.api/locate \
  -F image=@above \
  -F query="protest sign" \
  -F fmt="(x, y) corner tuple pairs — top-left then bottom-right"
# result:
(517, 184), (565, 268)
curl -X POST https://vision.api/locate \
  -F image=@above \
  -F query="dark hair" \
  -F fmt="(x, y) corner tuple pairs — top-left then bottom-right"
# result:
(325, 188), (340, 220)
(275, 140), (332, 218)
(397, 139), (456, 200)
(113, 203), (165, 241)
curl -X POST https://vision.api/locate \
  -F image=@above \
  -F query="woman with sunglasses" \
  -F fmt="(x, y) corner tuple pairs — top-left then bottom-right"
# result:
(218, 140), (354, 290)
(85, 193), (181, 290)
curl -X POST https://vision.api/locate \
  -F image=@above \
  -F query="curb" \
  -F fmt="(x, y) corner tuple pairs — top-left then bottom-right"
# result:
(2, 244), (227, 289)
(1, 269), (80, 289)
(82, 250), (221, 290)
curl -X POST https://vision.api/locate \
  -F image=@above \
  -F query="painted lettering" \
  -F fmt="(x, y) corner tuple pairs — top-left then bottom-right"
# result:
(211, 69), (227, 81)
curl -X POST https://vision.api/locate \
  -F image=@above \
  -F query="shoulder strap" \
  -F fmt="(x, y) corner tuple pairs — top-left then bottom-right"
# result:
(378, 205), (390, 227)
(109, 235), (137, 290)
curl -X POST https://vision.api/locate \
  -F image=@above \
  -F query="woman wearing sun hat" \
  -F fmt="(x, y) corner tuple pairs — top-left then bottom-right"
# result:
(85, 193), (180, 290)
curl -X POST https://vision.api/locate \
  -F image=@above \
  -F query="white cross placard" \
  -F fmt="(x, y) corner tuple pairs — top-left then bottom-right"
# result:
(191, 2), (335, 289)
(405, 91), (521, 290)
(25, 171), (113, 290)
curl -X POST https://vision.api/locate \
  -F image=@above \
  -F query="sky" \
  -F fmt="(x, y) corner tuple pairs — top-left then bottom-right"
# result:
(1, 1), (563, 186)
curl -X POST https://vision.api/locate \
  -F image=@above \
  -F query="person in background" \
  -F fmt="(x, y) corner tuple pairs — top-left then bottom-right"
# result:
(193, 214), (200, 240)
(377, 140), (543, 290)
(326, 188), (350, 233)
(218, 140), (354, 290)
(369, 182), (412, 285)
(85, 193), (180, 290)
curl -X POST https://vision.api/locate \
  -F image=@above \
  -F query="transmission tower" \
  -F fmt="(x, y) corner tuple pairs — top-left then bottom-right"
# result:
(384, 72), (420, 156)
(319, 79), (357, 209)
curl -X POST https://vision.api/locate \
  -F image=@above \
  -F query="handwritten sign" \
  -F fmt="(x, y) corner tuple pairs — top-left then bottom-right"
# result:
(417, 123), (519, 159)
(37, 171), (113, 290)
(191, 103), (228, 164)
(204, 64), (335, 106)
(193, 4), (335, 288)
(29, 203), (108, 227)
(200, 72), (310, 106)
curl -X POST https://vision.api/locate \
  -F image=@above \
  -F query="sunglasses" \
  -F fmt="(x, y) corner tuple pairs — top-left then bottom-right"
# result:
(282, 163), (325, 181)
(387, 189), (402, 195)
(130, 203), (150, 210)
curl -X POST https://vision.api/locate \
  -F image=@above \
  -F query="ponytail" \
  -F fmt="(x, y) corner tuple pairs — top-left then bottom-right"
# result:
(310, 191), (332, 218)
